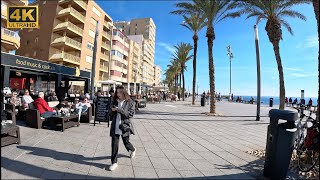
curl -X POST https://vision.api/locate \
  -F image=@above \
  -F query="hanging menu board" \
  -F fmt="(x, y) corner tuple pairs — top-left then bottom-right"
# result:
(94, 96), (111, 126)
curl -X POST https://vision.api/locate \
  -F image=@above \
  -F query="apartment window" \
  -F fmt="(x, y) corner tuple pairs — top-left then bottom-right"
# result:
(87, 42), (94, 51)
(89, 30), (95, 38)
(43, 1), (46, 4)
(26, 40), (30, 45)
(86, 56), (93, 63)
(33, 51), (37, 57)
(35, 37), (39, 43)
(92, 6), (101, 17)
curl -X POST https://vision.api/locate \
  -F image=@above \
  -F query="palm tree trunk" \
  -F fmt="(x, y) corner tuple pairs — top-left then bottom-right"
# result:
(206, 25), (216, 114)
(272, 42), (286, 110)
(179, 73), (182, 94)
(192, 34), (198, 105)
(174, 75), (177, 94)
(313, 0), (319, 122)
(182, 70), (185, 101)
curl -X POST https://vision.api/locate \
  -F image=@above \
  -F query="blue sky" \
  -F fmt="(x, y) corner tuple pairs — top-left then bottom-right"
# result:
(30, 0), (318, 97)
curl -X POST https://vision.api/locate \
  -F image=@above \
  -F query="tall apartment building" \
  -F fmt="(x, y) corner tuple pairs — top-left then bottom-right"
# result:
(1, 0), (28, 53)
(154, 65), (161, 86)
(110, 28), (129, 83)
(16, 0), (113, 83)
(115, 18), (156, 86)
(127, 36), (142, 84)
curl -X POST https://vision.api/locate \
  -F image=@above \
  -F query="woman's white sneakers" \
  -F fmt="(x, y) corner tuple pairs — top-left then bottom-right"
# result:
(130, 147), (136, 158)
(108, 148), (136, 171)
(109, 163), (118, 171)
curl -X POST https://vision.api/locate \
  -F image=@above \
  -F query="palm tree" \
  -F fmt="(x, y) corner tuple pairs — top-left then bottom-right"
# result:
(181, 13), (207, 105)
(166, 60), (181, 94)
(312, 0), (319, 121)
(172, 42), (193, 101)
(171, 0), (240, 114)
(234, 0), (310, 110)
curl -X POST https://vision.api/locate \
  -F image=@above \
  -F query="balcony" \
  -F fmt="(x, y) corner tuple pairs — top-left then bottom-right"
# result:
(102, 32), (111, 40)
(56, 7), (85, 24)
(51, 35), (82, 51)
(101, 42), (111, 50)
(1, 27), (20, 50)
(100, 53), (110, 60)
(100, 65), (109, 72)
(103, 21), (112, 30)
(53, 21), (83, 37)
(59, 0), (87, 11)
(49, 52), (80, 65)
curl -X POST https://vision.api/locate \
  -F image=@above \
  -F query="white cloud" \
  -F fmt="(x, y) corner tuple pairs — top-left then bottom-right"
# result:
(296, 35), (319, 49)
(157, 42), (175, 54)
(289, 73), (317, 78)
(284, 67), (303, 72)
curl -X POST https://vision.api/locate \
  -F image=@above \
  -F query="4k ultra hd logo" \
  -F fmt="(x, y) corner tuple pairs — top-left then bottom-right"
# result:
(7, 6), (38, 28)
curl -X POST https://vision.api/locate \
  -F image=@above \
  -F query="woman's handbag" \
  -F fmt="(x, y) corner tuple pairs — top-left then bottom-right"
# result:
(119, 121), (130, 132)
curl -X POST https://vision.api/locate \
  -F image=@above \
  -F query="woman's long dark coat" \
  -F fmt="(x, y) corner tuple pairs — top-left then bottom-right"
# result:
(109, 100), (135, 137)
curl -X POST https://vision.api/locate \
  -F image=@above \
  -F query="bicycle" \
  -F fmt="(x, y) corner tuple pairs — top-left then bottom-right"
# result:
(294, 104), (319, 172)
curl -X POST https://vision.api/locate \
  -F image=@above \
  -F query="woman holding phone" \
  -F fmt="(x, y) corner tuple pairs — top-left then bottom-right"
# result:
(108, 86), (136, 171)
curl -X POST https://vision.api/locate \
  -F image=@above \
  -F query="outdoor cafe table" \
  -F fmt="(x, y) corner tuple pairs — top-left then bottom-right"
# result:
(51, 114), (79, 132)
(1, 123), (21, 147)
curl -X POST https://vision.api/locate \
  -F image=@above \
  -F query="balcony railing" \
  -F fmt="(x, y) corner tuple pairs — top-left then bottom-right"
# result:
(100, 65), (108, 71)
(59, 0), (87, 10)
(1, 27), (20, 48)
(57, 7), (85, 22)
(54, 21), (83, 35)
(50, 52), (80, 64)
(101, 53), (110, 60)
(101, 42), (111, 49)
(51, 35), (82, 49)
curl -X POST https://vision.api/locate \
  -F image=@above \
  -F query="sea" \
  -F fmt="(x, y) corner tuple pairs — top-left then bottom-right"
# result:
(231, 96), (318, 106)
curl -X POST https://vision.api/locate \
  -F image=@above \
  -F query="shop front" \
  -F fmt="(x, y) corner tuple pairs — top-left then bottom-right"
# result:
(1, 52), (90, 96)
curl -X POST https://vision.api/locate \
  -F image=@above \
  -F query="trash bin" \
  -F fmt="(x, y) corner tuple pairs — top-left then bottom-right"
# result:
(201, 95), (205, 106)
(269, 98), (273, 107)
(263, 109), (298, 180)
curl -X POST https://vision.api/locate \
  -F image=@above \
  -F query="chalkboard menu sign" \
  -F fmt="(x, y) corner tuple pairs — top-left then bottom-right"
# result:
(94, 96), (111, 126)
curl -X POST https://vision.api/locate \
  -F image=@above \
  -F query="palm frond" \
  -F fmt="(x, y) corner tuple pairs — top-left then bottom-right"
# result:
(279, 19), (294, 35)
(280, 10), (307, 21)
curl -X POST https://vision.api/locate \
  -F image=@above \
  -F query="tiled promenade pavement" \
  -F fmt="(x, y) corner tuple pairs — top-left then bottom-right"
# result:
(1, 97), (299, 179)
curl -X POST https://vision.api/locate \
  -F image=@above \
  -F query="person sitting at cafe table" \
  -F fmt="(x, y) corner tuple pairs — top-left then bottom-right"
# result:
(10, 91), (22, 108)
(74, 96), (90, 121)
(48, 91), (58, 102)
(22, 89), (34, 109)
(34, 92), (57, 119)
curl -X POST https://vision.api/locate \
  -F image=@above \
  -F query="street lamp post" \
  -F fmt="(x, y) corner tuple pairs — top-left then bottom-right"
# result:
(227, 45), (234, 101)
(254, 25), (261, 121)
(90, 21), (99, 100)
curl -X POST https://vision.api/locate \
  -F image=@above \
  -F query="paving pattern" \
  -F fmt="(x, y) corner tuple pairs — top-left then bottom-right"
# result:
(1, 98), (300, 179)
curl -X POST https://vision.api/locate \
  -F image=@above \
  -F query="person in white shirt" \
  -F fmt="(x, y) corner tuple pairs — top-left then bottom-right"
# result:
(75, 96), (91, 121)
(22, 89), (33, 109)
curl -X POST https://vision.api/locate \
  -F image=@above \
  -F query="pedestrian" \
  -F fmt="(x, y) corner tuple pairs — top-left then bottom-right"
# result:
(109, 86), (136, 171)
(289, 97), (292, 106)
(163, 91), (166, 101)
(57, 82), (72, 102)
(285, 97), (288, 106)
(177, 91), (181, 101)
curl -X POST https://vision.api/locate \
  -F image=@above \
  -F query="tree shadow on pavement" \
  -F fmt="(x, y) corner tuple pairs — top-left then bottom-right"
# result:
(2, 146), (300, 179)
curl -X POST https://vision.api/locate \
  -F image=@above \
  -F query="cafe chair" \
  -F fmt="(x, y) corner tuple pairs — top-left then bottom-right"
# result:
(26, 102), (45, 129)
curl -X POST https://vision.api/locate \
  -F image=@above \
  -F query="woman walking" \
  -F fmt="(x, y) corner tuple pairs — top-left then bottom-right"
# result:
(109, 86), (136, 171)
